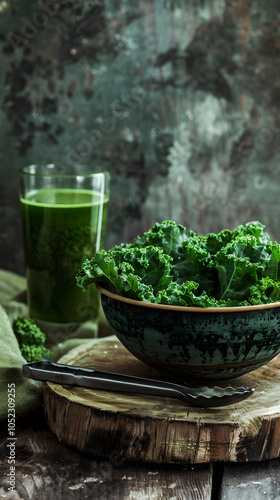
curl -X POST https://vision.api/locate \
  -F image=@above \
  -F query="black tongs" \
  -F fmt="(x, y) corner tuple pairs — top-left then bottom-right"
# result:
(22, 361), (254, 408)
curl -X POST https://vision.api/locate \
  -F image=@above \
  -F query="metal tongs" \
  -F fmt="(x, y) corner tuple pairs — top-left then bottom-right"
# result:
(22, 361), (254, 408)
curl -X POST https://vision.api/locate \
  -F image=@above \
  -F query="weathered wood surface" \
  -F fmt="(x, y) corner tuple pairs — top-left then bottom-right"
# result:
(2, 410), (280, 500)
(0, 410), (213, 500)
(44, 336), (280, 464)
(220, 461), (280, 500)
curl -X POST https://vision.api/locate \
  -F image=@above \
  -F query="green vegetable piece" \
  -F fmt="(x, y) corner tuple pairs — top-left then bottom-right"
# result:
(265, 240), (280, 281)
(133, 220), (189, 261)
(210, 235), (266, 302)
(12, 317), (52, 363)
(77, 245), (173, 301)
(76, 219), (280, 308)
(247, 277), (280, 305)
(156, 281), (226, 308)
(172, 234), (214, 294)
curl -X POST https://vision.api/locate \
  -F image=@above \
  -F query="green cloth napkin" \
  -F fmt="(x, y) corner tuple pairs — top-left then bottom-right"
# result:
(0, 303), (42, 421)
(0, 269), (111, 421)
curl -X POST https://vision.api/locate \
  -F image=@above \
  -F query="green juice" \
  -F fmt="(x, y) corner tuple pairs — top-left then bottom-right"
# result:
(20, 188), (108, 324)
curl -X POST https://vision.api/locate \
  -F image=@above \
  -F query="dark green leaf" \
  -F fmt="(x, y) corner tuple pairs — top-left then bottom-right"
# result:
(76, 220), (280, 308)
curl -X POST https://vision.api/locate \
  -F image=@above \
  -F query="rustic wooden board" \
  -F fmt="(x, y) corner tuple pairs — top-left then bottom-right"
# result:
(44, 336), (280, 464)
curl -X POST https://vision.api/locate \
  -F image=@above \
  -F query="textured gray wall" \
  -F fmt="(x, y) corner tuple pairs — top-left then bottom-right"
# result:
(1, 0), (280, 274)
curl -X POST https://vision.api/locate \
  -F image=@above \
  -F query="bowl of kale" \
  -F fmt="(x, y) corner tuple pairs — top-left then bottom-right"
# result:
(77, 220), (280, 383)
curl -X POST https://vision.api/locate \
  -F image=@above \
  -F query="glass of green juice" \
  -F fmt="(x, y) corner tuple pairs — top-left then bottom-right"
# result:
(19, 164), (109, 339)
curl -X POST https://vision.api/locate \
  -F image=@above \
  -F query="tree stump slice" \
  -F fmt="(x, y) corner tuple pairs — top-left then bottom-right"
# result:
(44, 336), (280, 464)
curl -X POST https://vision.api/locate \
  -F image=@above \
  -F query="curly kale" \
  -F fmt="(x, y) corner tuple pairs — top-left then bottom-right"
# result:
(12, 317), (52, 362)
(76, 220), (280, 307)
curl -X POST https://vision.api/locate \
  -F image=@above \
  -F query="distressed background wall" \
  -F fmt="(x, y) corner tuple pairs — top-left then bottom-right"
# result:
(1, 0), (280, 275)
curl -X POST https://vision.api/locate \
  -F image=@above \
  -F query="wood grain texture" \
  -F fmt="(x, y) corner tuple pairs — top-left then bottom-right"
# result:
(221, 460), (280, 500)
(2, 410), (280, 500)
(0, 411), (212, 500)
(44, 336), (280, 464)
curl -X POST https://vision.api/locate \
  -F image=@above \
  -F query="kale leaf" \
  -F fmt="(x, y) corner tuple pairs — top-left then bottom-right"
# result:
(12, 317), (52, 362)
(76, 220), (280, 307)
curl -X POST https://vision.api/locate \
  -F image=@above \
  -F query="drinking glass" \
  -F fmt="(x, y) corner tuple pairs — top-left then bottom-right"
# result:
(19, 164), (109, 336)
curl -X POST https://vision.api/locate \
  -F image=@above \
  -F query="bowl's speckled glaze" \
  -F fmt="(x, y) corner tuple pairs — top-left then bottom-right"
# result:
(96, 285), (280, 383)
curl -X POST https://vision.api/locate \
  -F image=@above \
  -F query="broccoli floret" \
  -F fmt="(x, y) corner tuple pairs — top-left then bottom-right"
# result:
(12, 317), (52, 363)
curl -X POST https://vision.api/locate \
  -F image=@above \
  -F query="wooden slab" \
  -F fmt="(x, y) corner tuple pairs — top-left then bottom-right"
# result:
(44, 336), (280, 464)
(0, 412), (213, 500)
(221, 461), (280, 500)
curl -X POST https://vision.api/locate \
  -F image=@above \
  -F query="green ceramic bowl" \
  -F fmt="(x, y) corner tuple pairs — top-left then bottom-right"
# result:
(96, 284), (280, 383)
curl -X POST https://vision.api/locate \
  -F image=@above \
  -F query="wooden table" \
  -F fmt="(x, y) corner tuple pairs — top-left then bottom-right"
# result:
(1, 407), (280, 500)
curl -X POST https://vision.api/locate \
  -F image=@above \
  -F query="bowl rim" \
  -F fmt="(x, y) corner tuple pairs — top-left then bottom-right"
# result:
(95, 284), (280, 313)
